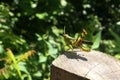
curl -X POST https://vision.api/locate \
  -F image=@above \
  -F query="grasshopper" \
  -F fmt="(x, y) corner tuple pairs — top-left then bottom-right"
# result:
(63, 28), (93, 51)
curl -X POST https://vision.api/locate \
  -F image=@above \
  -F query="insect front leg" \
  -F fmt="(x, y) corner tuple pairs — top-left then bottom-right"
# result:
(69, 44), (74, 52)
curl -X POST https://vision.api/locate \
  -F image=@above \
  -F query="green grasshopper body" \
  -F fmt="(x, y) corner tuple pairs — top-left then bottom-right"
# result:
(64, 29), (93, 51)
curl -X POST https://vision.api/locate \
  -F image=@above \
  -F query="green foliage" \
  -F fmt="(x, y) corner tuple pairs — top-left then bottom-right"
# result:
(0, 49), (36, 80)
(0, 0), (120, 80)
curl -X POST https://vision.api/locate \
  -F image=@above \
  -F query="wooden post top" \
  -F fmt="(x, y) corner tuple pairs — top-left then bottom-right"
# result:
(51, 49), (120, 80)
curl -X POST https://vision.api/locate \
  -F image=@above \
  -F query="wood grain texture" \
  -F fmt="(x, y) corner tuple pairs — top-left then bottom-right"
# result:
(50, 49), (120, 80)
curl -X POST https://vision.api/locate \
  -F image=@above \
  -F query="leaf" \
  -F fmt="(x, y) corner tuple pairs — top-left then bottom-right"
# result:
(18, 62), (29, 74)
(109, 28), (120, 44)
(39, 54), (47, 63)
(33, 71), (42, 77)
(109, 28), (120, 52)
(115, 54), (120, 59)
(91, 31), (101, 49)
(46, 41), (58, 58)
(0, 45), (4, 54)
(17, 50), (36, 62)
(36, 13), (48, 19)
(6, 48), (22, 80)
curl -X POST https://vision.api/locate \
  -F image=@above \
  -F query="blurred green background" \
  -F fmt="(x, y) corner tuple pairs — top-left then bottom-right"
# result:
(0, 0), (120, 80)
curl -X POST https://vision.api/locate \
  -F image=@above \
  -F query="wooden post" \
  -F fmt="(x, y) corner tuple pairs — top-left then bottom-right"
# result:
(50, 49), (120, 80)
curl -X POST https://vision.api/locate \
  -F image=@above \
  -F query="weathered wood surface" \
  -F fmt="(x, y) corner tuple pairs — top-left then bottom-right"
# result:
(50, 49), (120, 80)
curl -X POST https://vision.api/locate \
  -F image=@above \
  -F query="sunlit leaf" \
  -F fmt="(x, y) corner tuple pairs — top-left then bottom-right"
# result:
(18, 62), (29, 74)
(39, 54), (47, 63)
(33, 71), (42, 77)
(92, 31), (101, 49)
(36, 13), (48, 19)
(61, 0), (67, 7)
(115, 54), (120, 59)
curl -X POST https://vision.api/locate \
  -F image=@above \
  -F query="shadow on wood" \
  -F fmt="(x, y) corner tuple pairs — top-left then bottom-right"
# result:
(50, 49), (120, 80)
